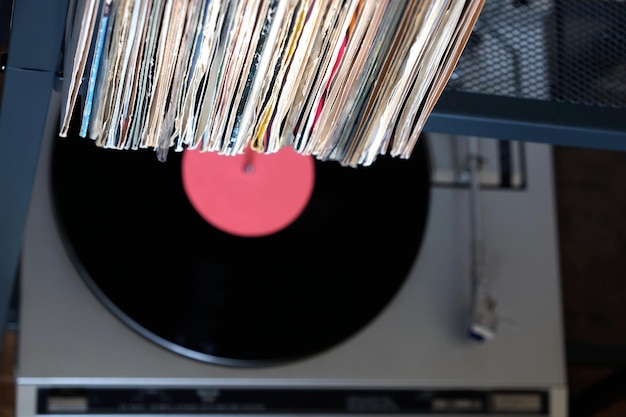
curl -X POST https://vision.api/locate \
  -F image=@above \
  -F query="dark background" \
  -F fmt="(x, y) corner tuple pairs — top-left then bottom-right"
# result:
(555, 145), (626, 416)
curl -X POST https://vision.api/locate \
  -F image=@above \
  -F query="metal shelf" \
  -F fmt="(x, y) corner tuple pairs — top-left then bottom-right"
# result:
(0, 0), (68, 344)
(426, 0), (626, 147)
(427, 91), (626, 150)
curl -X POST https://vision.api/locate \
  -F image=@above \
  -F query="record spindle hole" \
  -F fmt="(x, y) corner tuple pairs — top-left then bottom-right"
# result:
(243, 146), (255, 174)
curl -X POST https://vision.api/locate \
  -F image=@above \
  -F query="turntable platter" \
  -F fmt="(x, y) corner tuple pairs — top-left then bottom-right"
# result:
(50, 137), (430, 366)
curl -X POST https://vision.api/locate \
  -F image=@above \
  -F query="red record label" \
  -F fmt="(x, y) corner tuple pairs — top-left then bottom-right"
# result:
(182, 146), (315, 238)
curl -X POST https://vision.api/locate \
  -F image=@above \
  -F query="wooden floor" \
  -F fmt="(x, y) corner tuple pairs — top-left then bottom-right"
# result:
(0, 331), (15, 417)
(1, 144), (626, 416)
(554, 145), (626, 416)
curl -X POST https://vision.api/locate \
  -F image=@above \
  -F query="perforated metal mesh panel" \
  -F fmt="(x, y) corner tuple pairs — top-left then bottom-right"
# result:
(448, 0), (626, 109)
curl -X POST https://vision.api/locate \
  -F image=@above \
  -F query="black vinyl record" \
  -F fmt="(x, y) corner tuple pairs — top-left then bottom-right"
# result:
(51, 136), (431, 367)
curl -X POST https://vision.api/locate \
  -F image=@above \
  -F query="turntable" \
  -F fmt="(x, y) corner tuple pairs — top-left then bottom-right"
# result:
(14, 89), (567, 416)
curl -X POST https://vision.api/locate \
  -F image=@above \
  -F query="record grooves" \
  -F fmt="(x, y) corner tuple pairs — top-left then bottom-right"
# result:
(51, 137), (431, 367)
